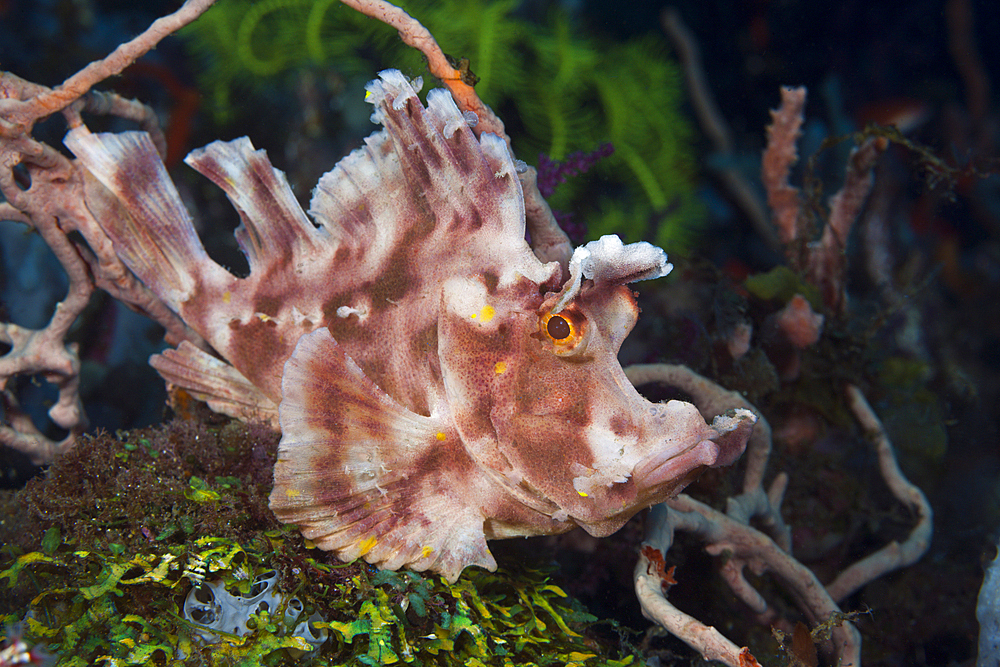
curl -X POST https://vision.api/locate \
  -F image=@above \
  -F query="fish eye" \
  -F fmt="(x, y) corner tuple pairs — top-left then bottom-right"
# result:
(546, 314), (572, 340)
(539, 307), (588, 356)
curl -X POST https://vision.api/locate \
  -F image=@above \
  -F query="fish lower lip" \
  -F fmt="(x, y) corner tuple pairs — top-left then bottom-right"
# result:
(632, 439), (720, 487)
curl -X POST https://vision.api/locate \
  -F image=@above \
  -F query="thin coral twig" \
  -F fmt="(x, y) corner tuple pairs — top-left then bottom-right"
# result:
(339, 0), (505, 140)
(636, 535), (748, 665)
(809, 137), (886, 313)
(828, 384), (933, 602)
(26, 0), (218, 125)
(635, 497), (862, 667)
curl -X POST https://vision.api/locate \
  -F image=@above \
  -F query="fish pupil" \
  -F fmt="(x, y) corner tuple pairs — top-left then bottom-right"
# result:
(547, 315), (572, 340)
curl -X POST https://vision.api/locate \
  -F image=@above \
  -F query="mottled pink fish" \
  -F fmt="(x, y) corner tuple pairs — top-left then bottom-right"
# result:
(66, 70), (756, 582)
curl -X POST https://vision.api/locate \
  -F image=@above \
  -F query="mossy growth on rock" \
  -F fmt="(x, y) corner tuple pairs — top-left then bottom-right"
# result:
(0, 419), (642, 666)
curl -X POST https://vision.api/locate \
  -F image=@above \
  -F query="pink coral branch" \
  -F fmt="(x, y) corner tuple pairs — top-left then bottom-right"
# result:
(7, 0), (217, 127)
(809, 137), (886, 312)
(338, 0), (504, 140)
(762, 87), (806, 246)
(0, 0), (216, 464)
(761, 87), (886, 312)
(1, 148), (92, 463)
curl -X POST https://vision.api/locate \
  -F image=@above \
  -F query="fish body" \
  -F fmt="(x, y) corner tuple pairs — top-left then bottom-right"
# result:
(66, 70), (755, 582)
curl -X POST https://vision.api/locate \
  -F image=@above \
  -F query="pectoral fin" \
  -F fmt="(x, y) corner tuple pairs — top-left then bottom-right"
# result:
(270, 328), (496, 582)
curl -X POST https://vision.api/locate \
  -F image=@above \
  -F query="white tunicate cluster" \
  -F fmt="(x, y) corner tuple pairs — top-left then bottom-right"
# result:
(182, 570), (327, 651)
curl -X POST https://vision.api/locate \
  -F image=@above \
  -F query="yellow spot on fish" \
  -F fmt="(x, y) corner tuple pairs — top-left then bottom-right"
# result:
(436, 432), (447, 441)
(480, 305), (495, 321)
(222, 290), (231, 304)
(494, 361), (507, 374)
(578, 490), (589, 497)
(286, 489), (301, 498)
(358, 535), (378, 555)
(256, 313), (273, 322)
(365, 90), (374, 101)
(470, 305), (495, 321)
(421, 545), (433, 558)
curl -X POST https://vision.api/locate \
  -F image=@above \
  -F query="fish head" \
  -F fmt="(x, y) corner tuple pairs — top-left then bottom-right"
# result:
(439, 236), (756, 539)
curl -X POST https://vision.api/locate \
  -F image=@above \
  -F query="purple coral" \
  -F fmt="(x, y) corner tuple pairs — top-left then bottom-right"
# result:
(536, 143), (615, 199)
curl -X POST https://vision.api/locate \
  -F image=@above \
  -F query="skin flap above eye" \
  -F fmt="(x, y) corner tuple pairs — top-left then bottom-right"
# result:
(552, 235), (672, 313)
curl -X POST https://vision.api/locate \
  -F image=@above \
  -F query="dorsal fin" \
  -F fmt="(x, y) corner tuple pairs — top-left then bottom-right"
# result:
(68, 70), (556, 435)
(185, 138), (327, 275)
(309, 70), (528, 264)
(65, 127), (227, 308)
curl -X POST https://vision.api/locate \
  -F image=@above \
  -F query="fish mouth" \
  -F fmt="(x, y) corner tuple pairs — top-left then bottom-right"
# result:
(631, 438), (721, 490)
(632, 407), (758, 490)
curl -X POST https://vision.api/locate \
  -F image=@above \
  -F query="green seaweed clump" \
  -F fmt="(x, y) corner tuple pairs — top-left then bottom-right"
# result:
(0, 420), (642, 666)
(743, 266), (822, 311)
(179, 0), (701, 251)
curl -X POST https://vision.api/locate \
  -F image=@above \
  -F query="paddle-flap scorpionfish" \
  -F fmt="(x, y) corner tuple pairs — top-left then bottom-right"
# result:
(66, 70), (756, 582)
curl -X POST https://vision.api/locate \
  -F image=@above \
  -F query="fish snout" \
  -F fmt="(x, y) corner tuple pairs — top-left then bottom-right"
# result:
(632, 407), (757, 492)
